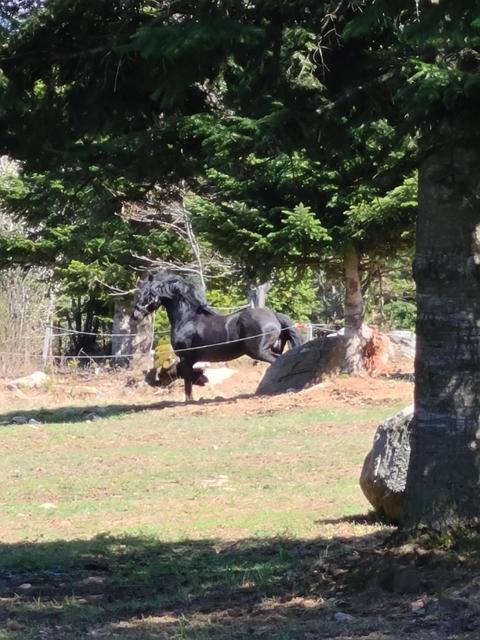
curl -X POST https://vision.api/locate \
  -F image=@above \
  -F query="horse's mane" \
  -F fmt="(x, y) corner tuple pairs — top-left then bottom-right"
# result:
(152, 273), (220, 315)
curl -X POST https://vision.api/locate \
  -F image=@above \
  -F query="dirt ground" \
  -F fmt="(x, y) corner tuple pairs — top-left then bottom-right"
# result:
(0, 353), (414, 420)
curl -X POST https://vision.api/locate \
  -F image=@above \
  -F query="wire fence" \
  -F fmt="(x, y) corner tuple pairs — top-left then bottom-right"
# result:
(0, 321), (337, 379)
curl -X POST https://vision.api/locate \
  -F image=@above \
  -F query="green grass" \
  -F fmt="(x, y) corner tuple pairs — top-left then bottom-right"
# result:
(0, 403), (401, 542)
(0, 401), (404, 639)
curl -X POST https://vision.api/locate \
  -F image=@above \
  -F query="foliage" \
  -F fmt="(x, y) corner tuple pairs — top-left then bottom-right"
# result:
(383, 300), (416, 331)
(183, 6), (418, 289)
(341, 0), (480, 121)
(0, 0), (267, 334)
(268, 268), (320, 321)
(0, 0), (420, 345)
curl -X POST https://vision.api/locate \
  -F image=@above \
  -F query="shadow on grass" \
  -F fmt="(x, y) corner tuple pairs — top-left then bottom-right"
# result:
(1, 530), (480, 639)
(315, 513), (382, 526)
(0, 393), (256, 426)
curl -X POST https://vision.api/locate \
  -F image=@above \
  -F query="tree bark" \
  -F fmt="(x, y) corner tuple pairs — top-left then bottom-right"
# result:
(112, 301), (153, 369)
(342, 244), (365, 374)
(402, 120), (480, 531)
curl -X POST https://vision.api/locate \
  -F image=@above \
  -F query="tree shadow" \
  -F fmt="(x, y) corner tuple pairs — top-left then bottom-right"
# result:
(0, 393), (256, 426)
(380, 372), (415, 382)
(1, 530), (480, 639)
(315, 513), (383, 526)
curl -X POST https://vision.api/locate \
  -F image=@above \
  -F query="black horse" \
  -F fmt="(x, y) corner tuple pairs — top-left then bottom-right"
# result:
(132, 273), (301, 401)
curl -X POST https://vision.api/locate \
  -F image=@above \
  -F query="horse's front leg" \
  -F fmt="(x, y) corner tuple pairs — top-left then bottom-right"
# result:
(184, 378), (193, 403)
(178, 359), (194, 402)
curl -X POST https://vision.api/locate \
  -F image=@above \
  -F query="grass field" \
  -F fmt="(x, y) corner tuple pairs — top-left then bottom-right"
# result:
(1, 404), (398, 543)
(1, 395), (478, 639)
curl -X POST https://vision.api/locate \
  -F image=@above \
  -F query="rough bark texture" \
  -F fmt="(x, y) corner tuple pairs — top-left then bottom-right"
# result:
(112, 301), (153, 369)
(342, 246), (365, 374)
(256, 335), (345, 395)
(360, 406), (413, 523)
(402, 123), (480, 531)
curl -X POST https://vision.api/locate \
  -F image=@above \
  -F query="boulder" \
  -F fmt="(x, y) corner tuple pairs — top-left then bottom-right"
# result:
(256, 334), (345, 396)
(7, 370), (49, 390)
(360, 405), (413, 523)
(388, 330), (416, 359)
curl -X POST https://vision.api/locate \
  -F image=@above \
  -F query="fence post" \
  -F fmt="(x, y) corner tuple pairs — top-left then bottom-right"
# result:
(306, 323), (313, 341)
(42, 324), (52, 369)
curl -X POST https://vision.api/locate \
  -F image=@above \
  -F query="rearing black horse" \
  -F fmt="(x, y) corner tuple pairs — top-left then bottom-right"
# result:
(132, 273), (301, 401)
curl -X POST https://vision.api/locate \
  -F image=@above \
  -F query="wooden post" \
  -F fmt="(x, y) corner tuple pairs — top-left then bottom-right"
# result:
(248, 282), (271, 308)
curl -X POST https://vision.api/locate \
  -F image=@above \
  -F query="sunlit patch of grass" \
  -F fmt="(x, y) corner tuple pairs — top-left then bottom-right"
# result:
(0, 401), (408, 638)
(0, 403), (403, 544)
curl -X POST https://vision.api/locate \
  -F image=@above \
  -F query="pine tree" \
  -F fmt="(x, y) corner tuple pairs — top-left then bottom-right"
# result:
(339, 0), (480, 530)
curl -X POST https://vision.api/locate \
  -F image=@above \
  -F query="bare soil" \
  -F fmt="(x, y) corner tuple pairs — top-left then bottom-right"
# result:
(0, 354), (414, 420)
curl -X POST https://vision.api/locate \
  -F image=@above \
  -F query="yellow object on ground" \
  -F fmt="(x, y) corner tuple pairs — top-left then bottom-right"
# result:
(154, 344), (177, 372)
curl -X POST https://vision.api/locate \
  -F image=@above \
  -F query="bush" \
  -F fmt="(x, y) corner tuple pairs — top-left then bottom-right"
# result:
(383, 300), (416, 331)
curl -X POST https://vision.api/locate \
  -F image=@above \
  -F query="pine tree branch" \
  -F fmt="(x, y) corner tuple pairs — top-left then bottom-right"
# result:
(316, 70), (396, 116)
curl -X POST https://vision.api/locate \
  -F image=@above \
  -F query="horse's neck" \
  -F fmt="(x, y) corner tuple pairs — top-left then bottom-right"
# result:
(163, 298), (197, 331)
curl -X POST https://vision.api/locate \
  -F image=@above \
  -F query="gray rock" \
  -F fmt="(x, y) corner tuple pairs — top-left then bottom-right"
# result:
(83, 412), (102, 422)
(256, 335), (345, 396)
(359, 405), (413, 523)
(7, 370), (49, 390)
(388, 330), (416, 359)
(9, 415), (28, 425)
(333, 611), (356, 623)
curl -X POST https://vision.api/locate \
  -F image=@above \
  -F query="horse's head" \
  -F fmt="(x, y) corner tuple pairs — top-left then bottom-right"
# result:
(132, 272), (208, 320)
(132, 273), (170, 321)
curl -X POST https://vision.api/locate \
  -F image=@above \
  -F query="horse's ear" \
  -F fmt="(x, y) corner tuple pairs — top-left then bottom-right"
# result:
(136, 275), (142, 287)
(148, 273), (154, 282)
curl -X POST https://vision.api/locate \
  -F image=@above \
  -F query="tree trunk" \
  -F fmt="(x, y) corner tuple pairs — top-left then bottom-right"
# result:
(402, 121), (480, 531)
(112, 301), (153, 369)
(342, 245), (365, 374)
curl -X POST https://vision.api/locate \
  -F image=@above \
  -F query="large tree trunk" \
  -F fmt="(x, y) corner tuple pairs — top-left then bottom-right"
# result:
(112, 301), (153, 369)
(402, 122), (480, 531)
(342, 244), (366, 374)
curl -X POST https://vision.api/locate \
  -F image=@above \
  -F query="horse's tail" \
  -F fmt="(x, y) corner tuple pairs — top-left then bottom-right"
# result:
(275, 312), (302, 352)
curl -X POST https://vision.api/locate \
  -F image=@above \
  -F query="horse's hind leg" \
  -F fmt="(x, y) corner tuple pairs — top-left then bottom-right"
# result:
(273, 336), (287, 355)
(244, 331), (280, 364)
(246, 344), (279, 364)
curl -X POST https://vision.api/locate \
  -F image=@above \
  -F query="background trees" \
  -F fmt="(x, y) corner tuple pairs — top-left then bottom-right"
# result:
(0, 0), (417, 367)
(183, 2), (417, 370)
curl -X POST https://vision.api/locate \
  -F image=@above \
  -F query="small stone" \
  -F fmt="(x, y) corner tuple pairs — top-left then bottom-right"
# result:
(333, 611), (356, 623)
(17, 583), (32, 591)
(9, 416), (28, 425)
(7, 370), (49, 390)
(28, 418), (42, 425)
(410, 597), (428, 612)
(39, 502), (58, 510)
(80, 576), (106, 586)
(6, 620), (26, 631)
(83, 413), (102, 422)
